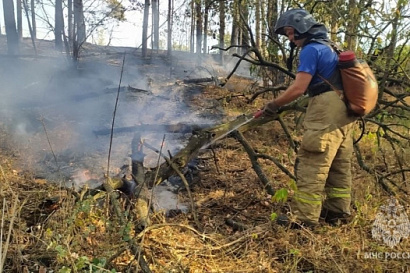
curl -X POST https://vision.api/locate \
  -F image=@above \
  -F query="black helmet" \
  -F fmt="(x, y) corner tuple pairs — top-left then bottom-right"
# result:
(275, 9), (320, 36)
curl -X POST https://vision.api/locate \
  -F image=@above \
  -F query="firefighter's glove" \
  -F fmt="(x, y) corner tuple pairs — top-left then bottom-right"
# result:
(263, 101), (279, 116)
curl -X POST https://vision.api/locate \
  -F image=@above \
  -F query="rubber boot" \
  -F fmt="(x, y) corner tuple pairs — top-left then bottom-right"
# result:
(320, 208), (351, 226)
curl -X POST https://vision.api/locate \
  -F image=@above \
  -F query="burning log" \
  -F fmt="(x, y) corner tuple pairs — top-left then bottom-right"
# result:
(93, 123), (210, 136)
(183, 77), (215, 84)
(143, 96), (308, 186)
(106, 98), (307, 223)
(72, 85), (149, 102)
(131, 133), (151, 231)
(99, 97), (307, 194)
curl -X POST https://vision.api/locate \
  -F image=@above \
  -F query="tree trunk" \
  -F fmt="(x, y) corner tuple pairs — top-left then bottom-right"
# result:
(22, 0), (36, 55)
(2, 0), (20, 55)
(240, 1), (249, 55)
(142, 0), (150, 57)
(218, 0), (225, 64)
(377, 1), (402, 101)
(255, 0), (261, 49)
(75, 0), (86, 46)
(345, 0), (359, 50)
(230, 0), (239, 54)
(203, 4), (209, 53)
(17, 0), (22, 38)
(167, 0), (173, 57)
(73, 0), (85, 60)
(260, 0), (267, 58)
(30, 0), (36, 39)
(190, 0), (195, 53)
(55, 0), (64, 50)
(68, 0), (73, 45)
(329, 0), (341, 42)
(195, 0), (203, 54)
(266, 0), (277, 37)
(152, 0), (159, 50)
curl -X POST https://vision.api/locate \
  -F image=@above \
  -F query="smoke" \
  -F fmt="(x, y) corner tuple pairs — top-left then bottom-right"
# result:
(0, 48), (220, 189)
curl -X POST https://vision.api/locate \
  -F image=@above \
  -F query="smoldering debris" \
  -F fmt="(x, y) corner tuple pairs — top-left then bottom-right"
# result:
(0, 51), (222, 191)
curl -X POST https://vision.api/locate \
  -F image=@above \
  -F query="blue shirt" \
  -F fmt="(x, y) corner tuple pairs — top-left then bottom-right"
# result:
(297, 42), (338, 86)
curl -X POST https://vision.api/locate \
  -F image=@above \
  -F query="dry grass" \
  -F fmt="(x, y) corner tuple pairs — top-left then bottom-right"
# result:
(1, 62), (409, 272)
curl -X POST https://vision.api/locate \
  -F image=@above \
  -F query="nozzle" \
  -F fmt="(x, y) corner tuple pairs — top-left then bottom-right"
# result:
(253, 109), (264, 118)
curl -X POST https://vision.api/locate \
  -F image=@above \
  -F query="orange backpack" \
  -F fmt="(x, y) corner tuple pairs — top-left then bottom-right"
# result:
(314, 40), (379, 116)
(337, 50), (379, 116)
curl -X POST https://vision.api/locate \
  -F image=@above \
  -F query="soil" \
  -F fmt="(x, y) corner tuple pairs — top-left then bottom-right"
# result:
(0, 36), (409, 273)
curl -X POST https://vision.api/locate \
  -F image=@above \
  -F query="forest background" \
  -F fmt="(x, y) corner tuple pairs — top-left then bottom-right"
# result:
(0, 0), (409, 272)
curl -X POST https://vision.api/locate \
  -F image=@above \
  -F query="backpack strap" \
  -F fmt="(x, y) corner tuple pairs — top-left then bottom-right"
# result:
(316, 74), (343, 98)
(308, 38), (342, 55)
(305, 38), (343, 96)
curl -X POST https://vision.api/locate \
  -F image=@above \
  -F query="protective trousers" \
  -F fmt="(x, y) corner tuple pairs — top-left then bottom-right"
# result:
(292, 91), (355, 225)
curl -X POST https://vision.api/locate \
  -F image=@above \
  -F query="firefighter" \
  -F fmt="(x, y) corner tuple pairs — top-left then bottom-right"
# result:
(263, 9), (356, 228)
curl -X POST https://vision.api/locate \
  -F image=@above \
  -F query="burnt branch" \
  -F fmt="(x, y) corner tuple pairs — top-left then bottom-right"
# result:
(277, 115), (297, 151)
(164, 156), (201, 230)
(256, 153), (297, 182)
(232, 130), (275, 195)
(247, 85), (288, 103)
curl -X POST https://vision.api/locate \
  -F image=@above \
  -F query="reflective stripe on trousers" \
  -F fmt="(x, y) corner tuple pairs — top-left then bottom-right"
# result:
(326, 187), (351, 199)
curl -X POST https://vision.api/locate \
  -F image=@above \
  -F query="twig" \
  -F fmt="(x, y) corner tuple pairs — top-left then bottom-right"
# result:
(256, 154), (297, 181)
(210, 147), (220, 174)
(0, 196), (19, 272)
(105, 246), (128, 269)
(0, 198), (5, 272)
(247, 85), (288, 103)
(106, 52), (126, 177)
(39, 117), (59, 172)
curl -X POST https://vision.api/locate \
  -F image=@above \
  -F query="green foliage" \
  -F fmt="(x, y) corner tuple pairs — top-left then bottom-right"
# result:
(289, 248), (301, 256)
(58, 267), (72, 273)
(121, 221), (132, 242)
(272, 188), (288, 203)
(289, 179), (297, 192)
(55, 244), (68, 261)
(43, 193), (131, 271)
(270, 212), (278, 221)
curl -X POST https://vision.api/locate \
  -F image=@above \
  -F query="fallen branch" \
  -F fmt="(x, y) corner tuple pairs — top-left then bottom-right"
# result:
(93, 123), (208, 136)
(183, 77), (214, 84)
(143, 96), (309, 187)
(232, 130), (275, 195)
(225, 218), (248, 231)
